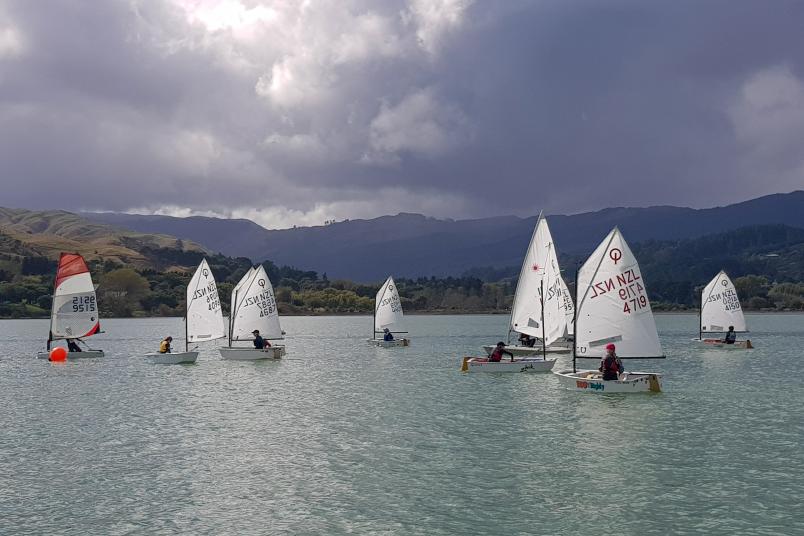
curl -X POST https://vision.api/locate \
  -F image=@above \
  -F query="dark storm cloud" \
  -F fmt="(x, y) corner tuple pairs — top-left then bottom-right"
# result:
(1, 0), (802, 228)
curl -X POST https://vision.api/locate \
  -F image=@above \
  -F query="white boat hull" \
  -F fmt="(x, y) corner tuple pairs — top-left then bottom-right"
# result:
(368, 338), (410, 347)
(692, 338), (753, 349)
(482, 344), (570, 356)
(553, 369), (662, 393)
(36, 350), (105, 360)
(219, 346), (285, 360)
(461, 356), (557, 373)
(145, 352), (198, 364)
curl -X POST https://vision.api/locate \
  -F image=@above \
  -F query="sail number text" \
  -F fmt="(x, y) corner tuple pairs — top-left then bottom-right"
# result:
(589, 268), (649, 315)
(193, 283), (220, 311)
(707, 289), (741, 312)
(71, 295), (96, 313)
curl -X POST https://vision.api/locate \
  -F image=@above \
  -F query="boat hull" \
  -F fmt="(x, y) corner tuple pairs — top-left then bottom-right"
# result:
(145, 352), (198, 364)
(219, 346), (285, 360)
(482, 344), (570, 356)
(692, 338), (753, 349)
(36, 350), (105, 360)
(553, 369), (662, 393)
(368, 338), (410, 347)
(461, 356), (557, 373)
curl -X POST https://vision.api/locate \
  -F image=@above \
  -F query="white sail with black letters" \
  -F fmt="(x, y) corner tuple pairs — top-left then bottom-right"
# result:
(701, 271), (747, 333)
(574, 228), (663, 358)
(230, 264), (282, 341)
(186, 258), (226, 344)
(374, 276), (403, 332)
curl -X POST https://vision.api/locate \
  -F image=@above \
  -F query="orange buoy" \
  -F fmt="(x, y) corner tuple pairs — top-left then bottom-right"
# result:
(49, 347), (67, 362)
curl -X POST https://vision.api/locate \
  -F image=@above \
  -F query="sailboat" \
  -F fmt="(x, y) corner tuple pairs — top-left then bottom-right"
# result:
(368, 276), (409, 347)
(145, 258), (225, 364)
(36, 253), (104, 359)
(692, 270), (753, 349)
(461, 244), (564, 373)
(553, 228), (665, 393)
(482, 214), (573, 356)
(219, 264), (286, 360)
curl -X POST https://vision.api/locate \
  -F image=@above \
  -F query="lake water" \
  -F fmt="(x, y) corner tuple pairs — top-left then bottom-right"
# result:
(1, 314), (802, 535)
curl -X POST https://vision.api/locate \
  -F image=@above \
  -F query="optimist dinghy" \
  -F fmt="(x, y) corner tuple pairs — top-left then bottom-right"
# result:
(692, 271), (753, 349)
(145, 258), (226, 364)
(36, 253), (104, 360)
(553, 228), (665, 393)
(219, 265), (286, 360)
(368, 276), (409, 347)
(483, 214), (573, 355)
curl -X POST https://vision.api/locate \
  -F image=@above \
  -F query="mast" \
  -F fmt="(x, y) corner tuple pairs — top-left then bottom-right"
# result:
(540, 278), (546, 357)
(572, 262), (579, 373)
(230, 287), (238, 347)
(699, 287), (703, 340)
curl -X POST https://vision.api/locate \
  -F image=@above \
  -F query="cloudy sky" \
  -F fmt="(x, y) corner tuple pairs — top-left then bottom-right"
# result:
(1, 0), (803, 229)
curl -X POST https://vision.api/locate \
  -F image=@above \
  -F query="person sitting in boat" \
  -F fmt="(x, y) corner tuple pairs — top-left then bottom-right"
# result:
(67, 339), (82, 353)
(518, 333), (536, 347)
(599, 343), (621, 381)
(723, 326), (737, 344)
(252, 330), (271, 350)
(489, 342), (514, 362)
(383, 328), (395, 342)
(159, 336), (173, 354)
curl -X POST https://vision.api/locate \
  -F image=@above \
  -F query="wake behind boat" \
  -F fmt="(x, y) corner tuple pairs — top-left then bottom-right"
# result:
(368, 276), (409, 347)
(553, 228), (665, 393)
(692, 270), (753, 349)
(36, 253), (104, 360)
(219, 264), (286, 360)
(145, 258), (226, 364)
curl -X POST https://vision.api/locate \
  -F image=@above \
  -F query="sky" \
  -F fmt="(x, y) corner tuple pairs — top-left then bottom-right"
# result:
(1, 0), (803, 229)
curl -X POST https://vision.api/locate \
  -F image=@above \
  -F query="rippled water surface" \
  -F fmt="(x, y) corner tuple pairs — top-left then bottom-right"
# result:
(1, 314), (803, 535)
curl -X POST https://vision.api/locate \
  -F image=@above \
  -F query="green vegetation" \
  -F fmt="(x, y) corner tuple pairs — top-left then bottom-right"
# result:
(1, 224), (803, 318)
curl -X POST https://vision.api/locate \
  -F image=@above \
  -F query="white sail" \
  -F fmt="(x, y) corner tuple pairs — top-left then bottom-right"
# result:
(574, 228), (663, 358)
(50, 253), (100, 340)
(701, 271), (747, 333)
(186, 259), (226, 343)
(559, 275), (575, 336)
(375, 276), (403, 331)
(510, 216), (554, 337)
(542, 245), (571, 346)
(231, 265), (282, 340)
(230, 267), (256, 330)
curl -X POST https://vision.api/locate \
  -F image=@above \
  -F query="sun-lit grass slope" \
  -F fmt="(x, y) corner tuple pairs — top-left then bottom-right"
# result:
(0, 207), (207, 269)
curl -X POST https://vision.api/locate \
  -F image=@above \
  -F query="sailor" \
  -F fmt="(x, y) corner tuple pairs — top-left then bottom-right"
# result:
(159, 336), (173, 354)
(723, 326), (737, 344)
(518, 333), (536, 347)
(67, 339), (82, 353)
(489, 342), (514, 362)
(383, 327), (394, 341)
(599, 343), (621, 380)
(253, 329), (270, 350)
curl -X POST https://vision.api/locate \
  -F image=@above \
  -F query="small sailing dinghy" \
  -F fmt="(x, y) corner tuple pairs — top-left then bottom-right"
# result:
(553, 228), (665, 393)
(368, 276), (409, 347)
(146, 258), (225, 364)
(219, 264), (286, 360)
(482, 214), (573, 356)
(692, 271), (753, 349)
(36, 253), (104, 359)
(463, 245), (567, 373)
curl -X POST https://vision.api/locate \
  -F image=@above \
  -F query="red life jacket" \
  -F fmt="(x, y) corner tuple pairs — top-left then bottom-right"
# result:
(602, 355), (619, 373)
(490, 349), (503, 362)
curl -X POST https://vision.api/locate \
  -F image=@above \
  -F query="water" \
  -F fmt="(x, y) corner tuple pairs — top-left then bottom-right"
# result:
(1, 314), (802, 535)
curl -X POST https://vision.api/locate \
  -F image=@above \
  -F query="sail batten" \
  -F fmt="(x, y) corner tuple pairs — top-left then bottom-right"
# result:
(701, 271), (747, 333)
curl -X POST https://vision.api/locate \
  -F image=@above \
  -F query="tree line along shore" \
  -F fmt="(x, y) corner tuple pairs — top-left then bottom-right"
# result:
(1, 249), (802, 319)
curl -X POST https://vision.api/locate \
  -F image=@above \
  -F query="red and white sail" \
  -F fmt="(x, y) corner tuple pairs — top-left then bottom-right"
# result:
(49, 253), (100, 340)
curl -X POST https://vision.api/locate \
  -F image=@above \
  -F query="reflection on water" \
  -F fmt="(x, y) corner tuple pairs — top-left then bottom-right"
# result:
(0, 314), (802, 535)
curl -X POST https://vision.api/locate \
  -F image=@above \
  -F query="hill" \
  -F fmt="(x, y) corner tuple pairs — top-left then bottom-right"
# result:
(0, 207), (207, 271)
(82, 191), (804, 281)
